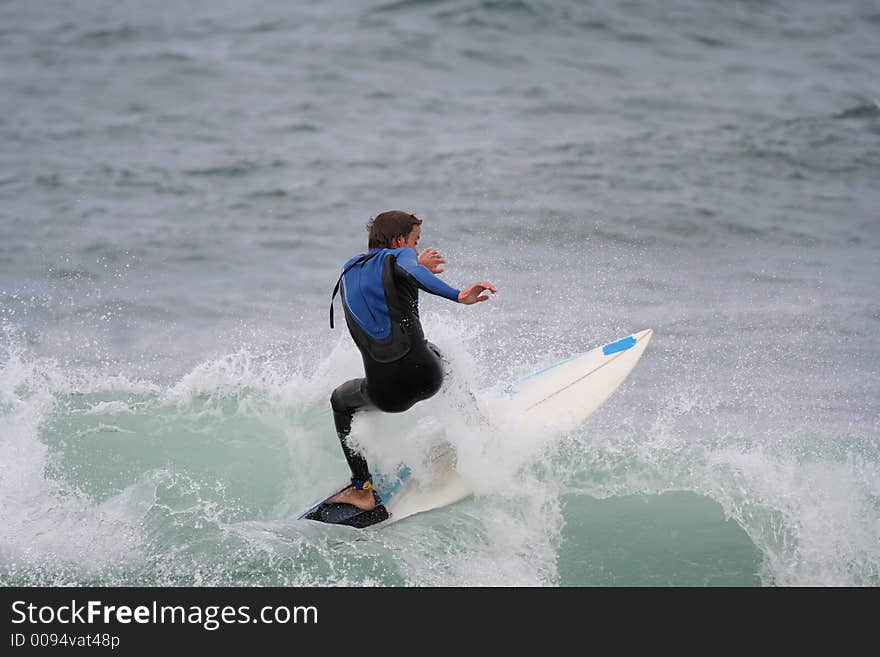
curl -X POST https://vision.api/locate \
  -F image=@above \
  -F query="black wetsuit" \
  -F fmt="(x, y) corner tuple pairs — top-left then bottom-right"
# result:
(330, 247), (461, 486)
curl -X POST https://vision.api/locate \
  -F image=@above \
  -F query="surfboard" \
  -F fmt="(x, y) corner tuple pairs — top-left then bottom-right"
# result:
(299, 328), (653, 529)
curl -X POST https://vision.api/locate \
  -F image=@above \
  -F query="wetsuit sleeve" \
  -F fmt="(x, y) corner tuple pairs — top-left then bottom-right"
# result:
(394, 248), (461, 302)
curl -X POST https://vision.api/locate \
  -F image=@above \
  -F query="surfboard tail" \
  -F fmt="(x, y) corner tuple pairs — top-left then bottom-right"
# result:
(302, 490), (391, 528)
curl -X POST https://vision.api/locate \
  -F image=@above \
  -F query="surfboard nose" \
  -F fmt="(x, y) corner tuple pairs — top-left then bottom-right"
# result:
(634, 328), (653, 343)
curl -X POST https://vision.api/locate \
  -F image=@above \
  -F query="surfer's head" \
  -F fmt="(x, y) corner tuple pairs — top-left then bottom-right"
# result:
(367, 211), (422, 250)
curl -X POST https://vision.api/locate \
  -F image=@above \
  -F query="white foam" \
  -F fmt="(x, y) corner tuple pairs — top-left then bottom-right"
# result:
(5, 312), (876, 586)
(0, 339), (145, 581)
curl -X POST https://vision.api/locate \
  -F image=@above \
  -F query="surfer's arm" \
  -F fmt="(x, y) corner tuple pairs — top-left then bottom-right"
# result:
(394, 248), (461, 302)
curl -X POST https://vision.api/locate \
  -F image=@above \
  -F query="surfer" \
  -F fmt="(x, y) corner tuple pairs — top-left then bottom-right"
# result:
(326, 210), (496, 511)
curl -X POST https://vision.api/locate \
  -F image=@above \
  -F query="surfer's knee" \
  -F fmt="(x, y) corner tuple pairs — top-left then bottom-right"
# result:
(330, 387), (346, 413)
(331, 378), (367, 413)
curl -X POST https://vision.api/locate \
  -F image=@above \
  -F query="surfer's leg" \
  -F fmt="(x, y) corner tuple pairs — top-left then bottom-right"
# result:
(330, 378), (373, 482)
(328, 379), (377, 511)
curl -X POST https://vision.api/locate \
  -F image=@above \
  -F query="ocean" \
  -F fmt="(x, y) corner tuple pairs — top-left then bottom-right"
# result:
(1, 0), (878, 586)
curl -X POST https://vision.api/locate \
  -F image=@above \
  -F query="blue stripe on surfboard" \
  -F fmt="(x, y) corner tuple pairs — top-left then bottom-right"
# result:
(602, 335), (636, 355)
(504, 352), (583, 395)
(505, 334), (638, 396)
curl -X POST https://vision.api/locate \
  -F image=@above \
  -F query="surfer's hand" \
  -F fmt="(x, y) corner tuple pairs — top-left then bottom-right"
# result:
(419, 247), (446, 274)
(458, 282), (496, 304)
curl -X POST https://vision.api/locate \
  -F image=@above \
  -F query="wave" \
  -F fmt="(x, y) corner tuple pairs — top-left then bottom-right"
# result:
(2, 313), (879, 585)
(833, 102), (880, 120)
(183, 159), (288, 178)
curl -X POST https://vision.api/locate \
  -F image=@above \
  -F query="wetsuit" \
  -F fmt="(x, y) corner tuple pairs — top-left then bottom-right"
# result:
(330, 247), (461, 488)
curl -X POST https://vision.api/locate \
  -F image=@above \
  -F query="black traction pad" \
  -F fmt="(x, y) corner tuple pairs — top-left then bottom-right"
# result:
(304, 490), (390, 529)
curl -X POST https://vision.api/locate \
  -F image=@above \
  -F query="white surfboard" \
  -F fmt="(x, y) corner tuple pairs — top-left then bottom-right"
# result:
(300, 328), (653, 528)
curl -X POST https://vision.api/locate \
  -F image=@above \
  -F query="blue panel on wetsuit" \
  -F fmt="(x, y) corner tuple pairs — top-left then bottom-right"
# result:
(602, 335), (636, 355)
(341, 250), (393, 340)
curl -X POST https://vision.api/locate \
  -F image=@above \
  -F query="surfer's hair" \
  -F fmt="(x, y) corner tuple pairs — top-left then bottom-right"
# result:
(367, 211), (422, 249)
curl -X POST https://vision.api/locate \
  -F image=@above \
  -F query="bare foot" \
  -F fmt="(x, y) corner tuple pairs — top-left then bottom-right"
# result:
(326, 486), (376, 511)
